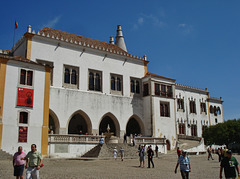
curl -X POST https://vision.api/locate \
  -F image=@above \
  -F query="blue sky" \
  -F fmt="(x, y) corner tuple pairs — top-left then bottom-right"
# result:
(1, 0), (239, 120)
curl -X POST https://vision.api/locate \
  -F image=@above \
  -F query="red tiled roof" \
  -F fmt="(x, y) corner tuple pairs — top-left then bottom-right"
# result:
(37, 27), (147, 62)
(0, 54), (45, 66)
(144, 72), (176, 81)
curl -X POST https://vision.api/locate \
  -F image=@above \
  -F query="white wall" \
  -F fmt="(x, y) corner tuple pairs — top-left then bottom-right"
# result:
(1, 60), (46, 154)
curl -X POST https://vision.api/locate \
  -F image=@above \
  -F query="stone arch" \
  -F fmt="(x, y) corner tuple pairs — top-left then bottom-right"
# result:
(99, 112), (120, 137)
(49, 109), (60, 134)
(126, 115), (145, 136)
(67, 110), (92, 135)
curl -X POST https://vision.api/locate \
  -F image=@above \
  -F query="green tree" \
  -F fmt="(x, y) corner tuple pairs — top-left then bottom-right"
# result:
(203, 118), (240, 146)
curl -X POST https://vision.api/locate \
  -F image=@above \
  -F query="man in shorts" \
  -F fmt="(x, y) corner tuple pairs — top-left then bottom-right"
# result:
(220, 150), (240, 179)
(139, 145), (145, 168)
(175, 150), (191, 179)
(13, 146), (26, 179)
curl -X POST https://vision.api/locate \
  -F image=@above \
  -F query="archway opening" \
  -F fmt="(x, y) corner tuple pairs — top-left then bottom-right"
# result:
(68, 113), (88, 135)
(99, 116), (116, 136)
(126, 118), (141, 136)
(49, 110), (60, 134)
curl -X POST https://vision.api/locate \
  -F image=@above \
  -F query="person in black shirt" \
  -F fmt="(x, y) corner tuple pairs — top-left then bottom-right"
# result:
(147, 146), (154, 168)
(220, 150), (240, 179)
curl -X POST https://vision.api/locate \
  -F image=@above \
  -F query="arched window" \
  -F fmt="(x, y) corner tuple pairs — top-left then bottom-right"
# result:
(130, 80), (135, 93)
(218, 107), (221, 115)
(71, 69), (77, 85)
(95, 73), (101, 91)
(89, 72), (94, 90)
(111, 77), (115, 90)
(117, 77), (121, 91)
(64, 68), (70, 84)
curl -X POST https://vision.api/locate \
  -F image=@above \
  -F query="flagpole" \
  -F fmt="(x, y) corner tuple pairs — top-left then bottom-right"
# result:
(13, 24), (16, 48)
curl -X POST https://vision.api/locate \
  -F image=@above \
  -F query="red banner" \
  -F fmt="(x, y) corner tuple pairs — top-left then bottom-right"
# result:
(17, 87), (34, 107)
(18, 126), (28, 143)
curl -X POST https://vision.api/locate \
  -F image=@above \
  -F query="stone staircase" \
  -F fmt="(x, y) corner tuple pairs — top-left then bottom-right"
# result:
(178, 139), (201, 150)
(0, 149), (12, 160)
(82, 144), (102, 158)
(82, 143), (139, 159)
(98, 143), (139, 159)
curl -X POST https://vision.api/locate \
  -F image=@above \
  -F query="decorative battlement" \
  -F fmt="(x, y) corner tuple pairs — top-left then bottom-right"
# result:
(176, 83), (207, 93)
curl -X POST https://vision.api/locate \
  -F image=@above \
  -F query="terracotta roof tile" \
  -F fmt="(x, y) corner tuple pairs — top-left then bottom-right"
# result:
(37, 27), (147, 62)
(144, 72), (176, 81)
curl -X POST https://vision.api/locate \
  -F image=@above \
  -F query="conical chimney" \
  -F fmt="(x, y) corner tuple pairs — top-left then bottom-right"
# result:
(115, 25), (127, 52)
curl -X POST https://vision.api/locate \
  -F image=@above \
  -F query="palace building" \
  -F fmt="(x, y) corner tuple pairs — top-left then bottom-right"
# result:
(0, 25), (224, 156)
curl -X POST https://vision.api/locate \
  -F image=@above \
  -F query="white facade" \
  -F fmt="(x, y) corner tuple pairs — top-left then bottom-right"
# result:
(0, 56), (47, 154)
(0, 25), (224, 156)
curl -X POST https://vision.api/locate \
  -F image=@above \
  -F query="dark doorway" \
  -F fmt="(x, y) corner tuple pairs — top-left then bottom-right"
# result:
(99, 116), (116, 136)
(126, 118), (141, 136)
(68, 113), (88, 135)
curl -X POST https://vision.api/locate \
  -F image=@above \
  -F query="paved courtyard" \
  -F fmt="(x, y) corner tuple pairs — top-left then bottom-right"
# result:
(1, 153), (239, 179)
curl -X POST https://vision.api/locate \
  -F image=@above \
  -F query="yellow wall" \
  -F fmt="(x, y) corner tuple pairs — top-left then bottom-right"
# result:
(24, 33), (34, 60)
(0, 58), (8, 149)
(144, 61), (148, 75)
(41, 67), (51, 156)
(207, 92), (211, 126)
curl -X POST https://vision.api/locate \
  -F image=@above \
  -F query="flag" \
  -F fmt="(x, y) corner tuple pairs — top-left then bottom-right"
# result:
(15, 21), (18, 29)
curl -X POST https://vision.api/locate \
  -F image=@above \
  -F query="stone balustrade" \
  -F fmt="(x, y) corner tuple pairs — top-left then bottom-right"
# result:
(48, 134), (102, 144)
(134, 137), (166, 145)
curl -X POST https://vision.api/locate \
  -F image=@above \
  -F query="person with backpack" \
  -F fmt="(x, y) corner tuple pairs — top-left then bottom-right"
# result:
(175, 150), (191, 179)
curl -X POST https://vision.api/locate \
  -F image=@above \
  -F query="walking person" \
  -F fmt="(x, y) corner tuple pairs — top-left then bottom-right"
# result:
(132, 134), (135, 146)
(147, 146), (154, 168)
(177, 147), (181, 158)
(13, 146), (26, 179)
(21, 144), (43, 179)
(113, 147), (118, 160)
(124, 133), (127, 144)
(138, 145), (145, 168)
(155, 145), (159, 158)
(175, 150), (191, 179)
(120, 147), (124, 161)
(207, 146), (214, 160)
(220, 150), (240, 179)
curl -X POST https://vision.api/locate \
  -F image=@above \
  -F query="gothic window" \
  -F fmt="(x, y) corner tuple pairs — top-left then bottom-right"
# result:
(200, 102), (207, 114)
(160, 102), (170, 117)
(95, 73), (101, 91)
(20, 69), (33, 86)
(177, 99), (184, 111)
(130, 78), (141, 95)
(110, 74), (122, 95)
(88, 70), (102, 92)
(178, 123), (185, 134)
(190, 100), (196, 114)
(63, 65), (79, 89)
(191, 124), (197, 136)
(111, 77), (115, 90)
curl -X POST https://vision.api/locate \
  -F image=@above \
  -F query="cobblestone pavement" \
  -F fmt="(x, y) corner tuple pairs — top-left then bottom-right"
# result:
(1, 154), (239, 179)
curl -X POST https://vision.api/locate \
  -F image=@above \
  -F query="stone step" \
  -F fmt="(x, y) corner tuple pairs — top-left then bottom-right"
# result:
(82, 144), (101, 158)
(0, 149), (12, 160)
(98, 143), (139, 159)
(178, 139), (201, 150)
